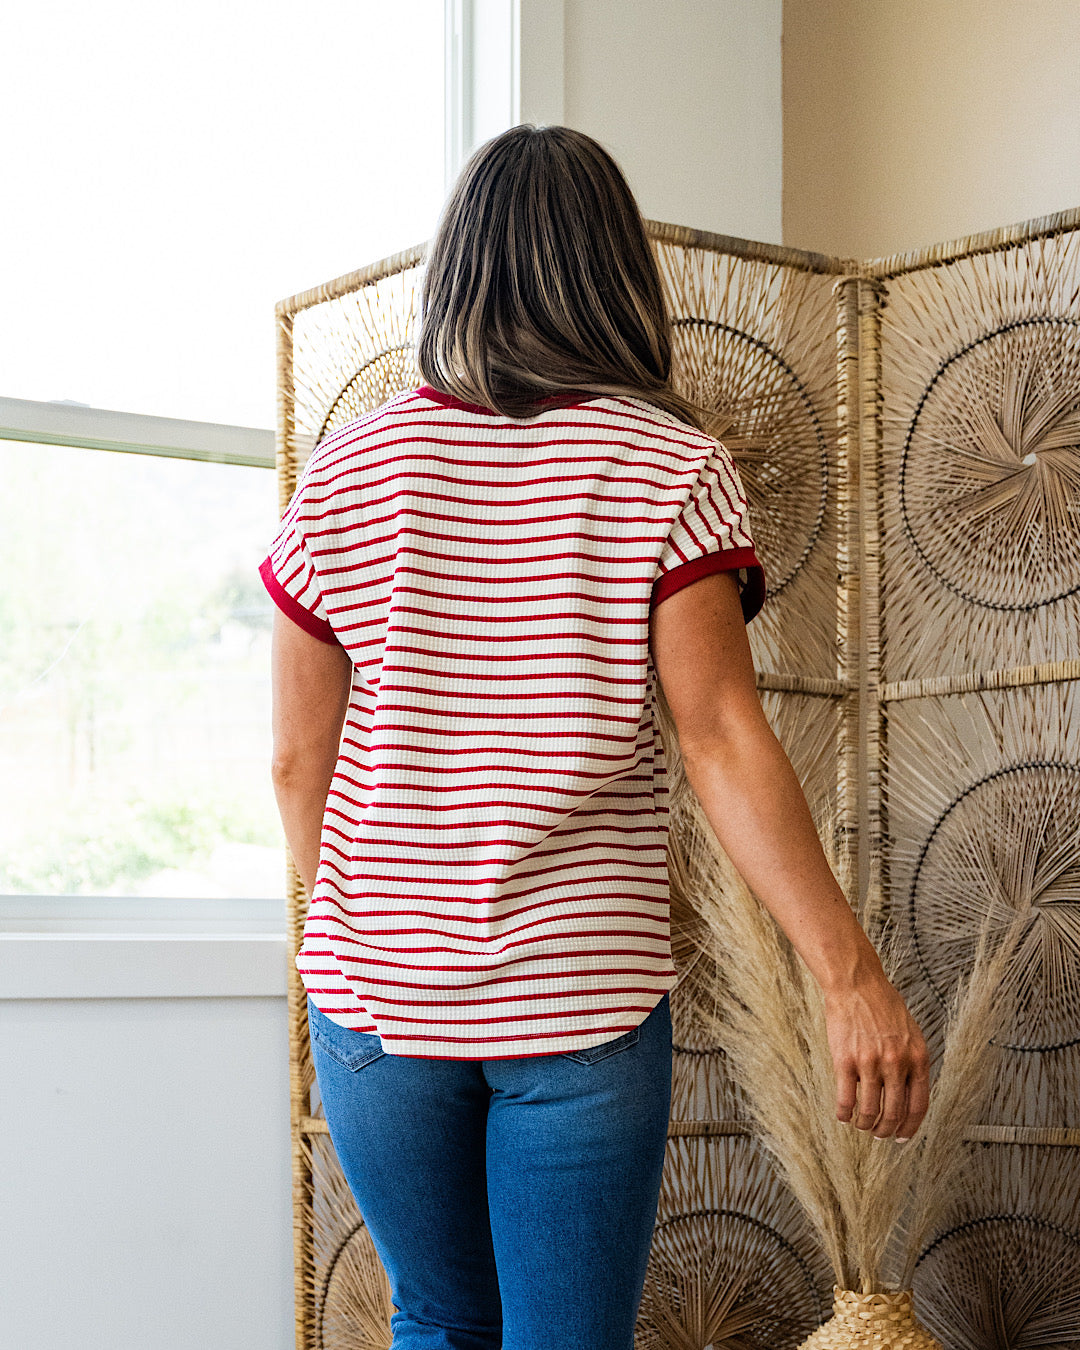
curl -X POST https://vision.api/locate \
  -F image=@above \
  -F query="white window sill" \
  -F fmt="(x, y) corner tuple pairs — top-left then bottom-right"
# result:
(0, 896), (289, 999)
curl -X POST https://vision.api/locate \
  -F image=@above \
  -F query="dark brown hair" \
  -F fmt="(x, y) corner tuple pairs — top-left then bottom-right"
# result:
(417, 124), (707, 431)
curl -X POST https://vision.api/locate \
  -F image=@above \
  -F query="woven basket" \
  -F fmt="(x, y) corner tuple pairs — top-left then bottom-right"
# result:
(797, 1288), (943, 1350)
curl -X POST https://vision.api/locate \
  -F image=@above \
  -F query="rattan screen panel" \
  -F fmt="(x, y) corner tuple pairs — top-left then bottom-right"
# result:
(281, 246), (427, 503)
(306, 1129), (394, 1350)
(884, 682), (1080, 1130)
(875, 226), (1080, 687)
(867, 216), (1080, 1168)
(652, 228), (844, 682)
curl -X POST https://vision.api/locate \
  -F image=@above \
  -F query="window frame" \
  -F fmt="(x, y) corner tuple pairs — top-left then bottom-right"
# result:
(0, 396), (275, 470)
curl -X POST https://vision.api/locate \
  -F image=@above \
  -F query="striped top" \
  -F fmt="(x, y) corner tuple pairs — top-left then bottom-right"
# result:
(259, 383), (766, 1059)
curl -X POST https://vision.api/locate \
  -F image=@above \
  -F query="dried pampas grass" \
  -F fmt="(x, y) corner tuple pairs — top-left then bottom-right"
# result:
(671, 785), (1029, 1293)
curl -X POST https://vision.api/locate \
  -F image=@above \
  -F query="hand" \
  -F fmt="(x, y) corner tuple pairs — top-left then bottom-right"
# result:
(823, 974), (931, 1141)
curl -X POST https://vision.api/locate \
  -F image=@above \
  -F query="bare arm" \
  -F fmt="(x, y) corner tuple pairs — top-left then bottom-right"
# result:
(269, 608), (353, 896)
(650, 569), (930, 1141)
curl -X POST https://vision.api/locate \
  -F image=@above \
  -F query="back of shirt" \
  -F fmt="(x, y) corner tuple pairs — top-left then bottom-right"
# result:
(260, 384), (766, 1058)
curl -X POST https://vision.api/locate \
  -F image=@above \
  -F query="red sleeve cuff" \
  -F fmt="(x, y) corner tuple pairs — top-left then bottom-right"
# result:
(651, 546), (767, 624)
(258, 557), (339, 645)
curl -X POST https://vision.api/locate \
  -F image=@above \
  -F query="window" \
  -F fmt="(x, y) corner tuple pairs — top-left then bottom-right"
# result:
(1, 1), (445, 900)
(0, 1), (446, 427)
(0, 439), (282, 897)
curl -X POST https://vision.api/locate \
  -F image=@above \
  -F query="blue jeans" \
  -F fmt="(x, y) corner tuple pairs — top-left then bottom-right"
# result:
(308, 992), (673, 1350)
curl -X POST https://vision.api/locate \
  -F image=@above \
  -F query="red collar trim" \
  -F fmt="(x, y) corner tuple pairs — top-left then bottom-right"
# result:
(415, 384), (596, 416)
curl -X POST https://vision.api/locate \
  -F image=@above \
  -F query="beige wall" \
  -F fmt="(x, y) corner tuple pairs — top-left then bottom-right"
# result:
(783, 0), (1080, 260)
(560, 0), (783, 243)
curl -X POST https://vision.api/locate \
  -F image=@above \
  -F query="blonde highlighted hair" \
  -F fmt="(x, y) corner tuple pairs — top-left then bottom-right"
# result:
(417, 124), (708, 431)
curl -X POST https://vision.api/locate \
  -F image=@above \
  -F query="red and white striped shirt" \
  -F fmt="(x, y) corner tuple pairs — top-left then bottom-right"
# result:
(260, 384), (765, 1058)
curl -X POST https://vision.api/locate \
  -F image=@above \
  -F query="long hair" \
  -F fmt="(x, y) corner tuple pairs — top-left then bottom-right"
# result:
(417, 124), (708, 431)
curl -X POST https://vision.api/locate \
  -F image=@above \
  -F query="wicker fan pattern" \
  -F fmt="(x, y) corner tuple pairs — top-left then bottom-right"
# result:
(864, 224), (1080, 1316)
(652, 228), (843, 680)
(649, 231), (857, 1348)
(912, 1144), (1080, 1350)
(635, 1135), (832, 1350)
(884, 684), (1080, 1130)
(284, 249), (426, 490)
(876, 227), (1080, 683)
(309, 1130), (394, 1350)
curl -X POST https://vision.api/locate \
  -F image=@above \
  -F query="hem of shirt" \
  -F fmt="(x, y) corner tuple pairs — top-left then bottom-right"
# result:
(299, 969), (680, 1060)
(652, 547), (767, 623)
(258, 556), (338, 645)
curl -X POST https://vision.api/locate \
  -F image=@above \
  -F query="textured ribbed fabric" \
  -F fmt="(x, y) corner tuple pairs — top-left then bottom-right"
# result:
(260, 384), (766, 1058)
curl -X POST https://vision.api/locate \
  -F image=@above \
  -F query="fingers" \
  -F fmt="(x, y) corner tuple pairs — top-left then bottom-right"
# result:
(852, 1076), (883, 1133)
(835, 1063), (859, 1124)
(896, 1052), (931, 1142)
(836, 1055), (931, 1141)
(835, 1061), (885, 1131)
(872, 1064), (909, 1139)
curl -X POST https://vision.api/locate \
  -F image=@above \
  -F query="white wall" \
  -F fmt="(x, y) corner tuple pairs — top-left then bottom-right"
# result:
(560, 0), (783, 242)
(1, 909), (295, 1350)
(456, 0), (784, 243)
(783, 0), (1080, 259)
(480, 0), (784, 243)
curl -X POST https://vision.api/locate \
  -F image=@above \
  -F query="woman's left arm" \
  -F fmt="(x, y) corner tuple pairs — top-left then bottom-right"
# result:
(269, 608), (353, 895)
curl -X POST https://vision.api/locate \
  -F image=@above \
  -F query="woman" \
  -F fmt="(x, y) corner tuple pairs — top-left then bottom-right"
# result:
(261, 124), (930, 1350)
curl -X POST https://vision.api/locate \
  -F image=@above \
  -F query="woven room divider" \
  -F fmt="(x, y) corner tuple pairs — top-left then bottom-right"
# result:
(274, 208), (1080, 1350)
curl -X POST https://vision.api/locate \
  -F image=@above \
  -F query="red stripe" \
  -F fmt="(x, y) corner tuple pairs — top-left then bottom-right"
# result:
(375, 683), (645, 706)
(313, 913), (668, 947)
(322, 540), (664, 575)
(342, 1002), (659, 1029)
(337, 582), (648, 610)
(299, 464), (695, 516)
(301, 503), (684, 542)
(331, 945), (674, 974)
(316, 855), (668, 894)
(302, 950), (673, 989)
(310, 885), (666, 928)
(312, 898), (667, 935)
(375, 663), (645, 688)
(302, 982), (665, 1009)
(412, 383), (710, 448)
(338, 621), (647, 649)
(369, 603), (649, 629)
(321, 558), (651, 591)
(312, 431), (709, 492)
(332, 745), (655, 783)
(347, 641), (648, 668)
(368, 700), (642, 724)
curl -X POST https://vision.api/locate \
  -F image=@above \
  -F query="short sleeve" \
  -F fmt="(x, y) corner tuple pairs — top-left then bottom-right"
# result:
(258, 493), (338, 645)
(652, 439), (767, 624)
